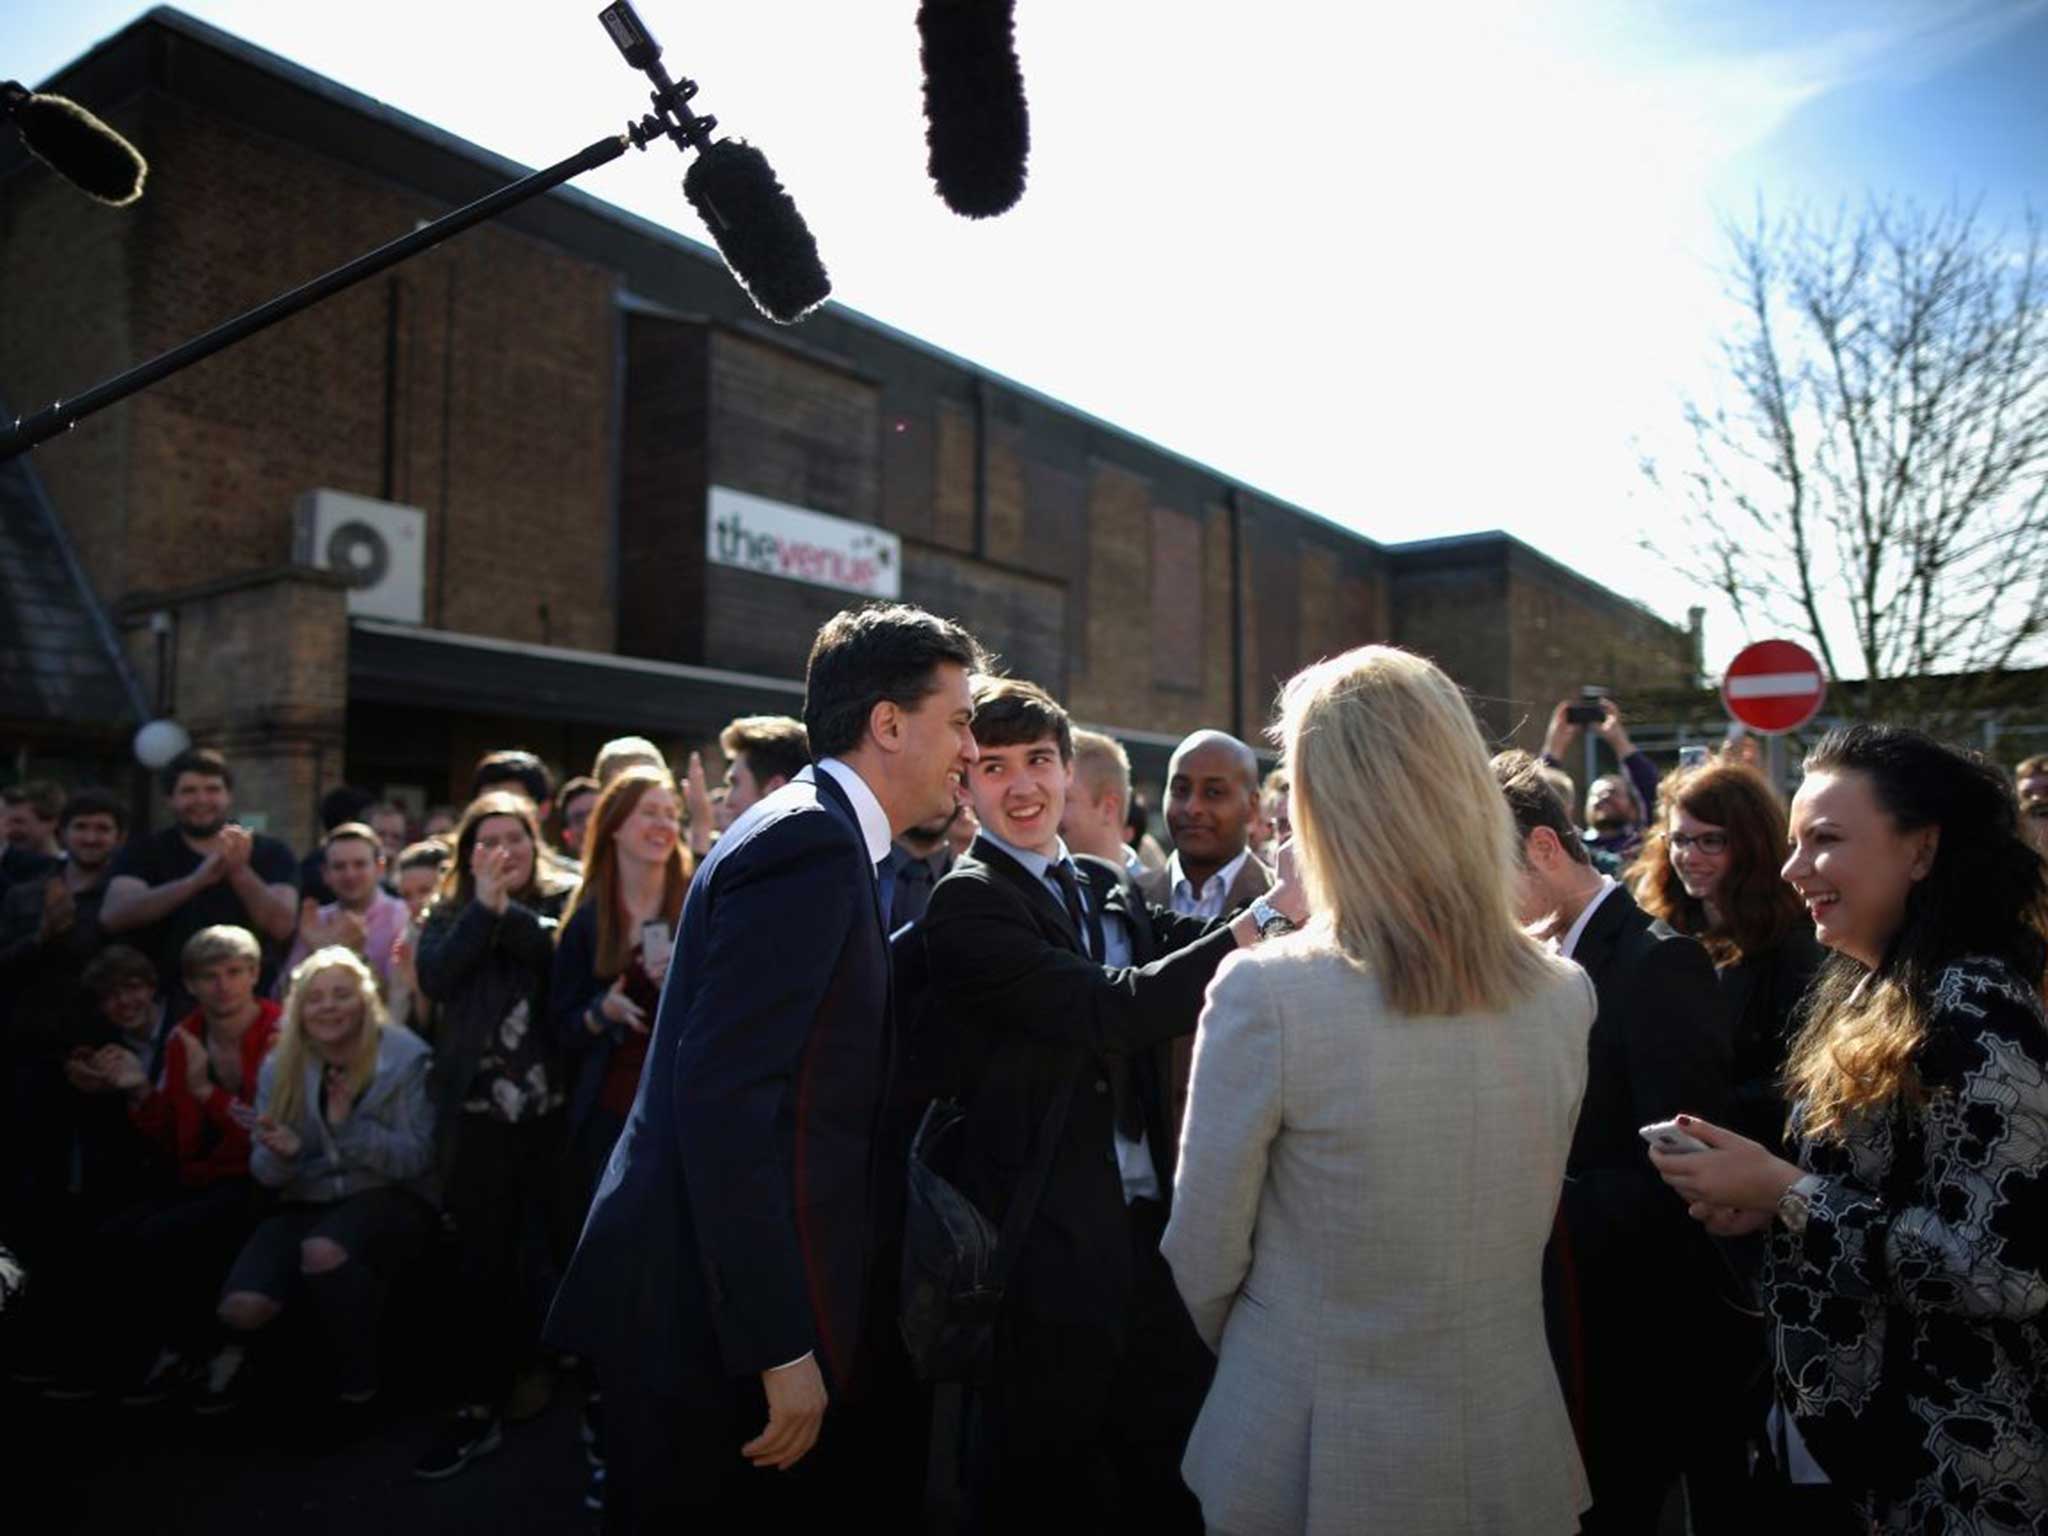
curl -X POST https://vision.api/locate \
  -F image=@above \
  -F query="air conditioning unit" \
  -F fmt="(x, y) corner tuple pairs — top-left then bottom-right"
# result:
(292, 489), (426, 624)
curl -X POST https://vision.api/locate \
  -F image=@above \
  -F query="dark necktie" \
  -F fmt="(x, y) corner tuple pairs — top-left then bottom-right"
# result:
(1048, 860), (1140, 1140)
(875, 855), (895, 933)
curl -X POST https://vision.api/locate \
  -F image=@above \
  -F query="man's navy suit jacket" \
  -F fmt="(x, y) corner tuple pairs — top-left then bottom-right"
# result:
(546, 768), (891, 1401)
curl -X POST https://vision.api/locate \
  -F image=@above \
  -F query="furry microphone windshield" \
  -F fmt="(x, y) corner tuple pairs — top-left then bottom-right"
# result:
(917, 0), (1029, 218)
(683, 139), (831, 325)
(2, 82), (147, 206)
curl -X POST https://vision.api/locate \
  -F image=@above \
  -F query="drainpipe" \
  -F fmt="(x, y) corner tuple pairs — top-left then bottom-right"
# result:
(1226, 486), (1246, 739)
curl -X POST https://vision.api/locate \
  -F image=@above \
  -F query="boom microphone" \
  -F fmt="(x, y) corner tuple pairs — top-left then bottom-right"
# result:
(2, 81), (147, 206)
(599, 2), (830, 325)
(917, 0), (1029, 218)
(683, 141), (830, 325)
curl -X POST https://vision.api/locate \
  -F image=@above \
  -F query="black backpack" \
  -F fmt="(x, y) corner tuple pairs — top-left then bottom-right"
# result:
(897, 1077), (1077, 1382)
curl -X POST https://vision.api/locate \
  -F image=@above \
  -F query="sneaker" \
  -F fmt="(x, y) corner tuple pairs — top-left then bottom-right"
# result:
(189, 1345), (248, 1416)
(413, 1409), (502, 1481)
(582, 1462), (606, 1514)
(504, 1364), (555, 1424)
(119, 1348), (187, 1408)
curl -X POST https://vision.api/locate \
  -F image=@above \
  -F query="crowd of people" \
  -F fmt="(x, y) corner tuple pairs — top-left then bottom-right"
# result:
(3, 605), (2046, 1536)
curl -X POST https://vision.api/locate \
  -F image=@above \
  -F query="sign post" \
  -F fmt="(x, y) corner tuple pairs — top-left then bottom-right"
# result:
(1721, 639), (1828, 791)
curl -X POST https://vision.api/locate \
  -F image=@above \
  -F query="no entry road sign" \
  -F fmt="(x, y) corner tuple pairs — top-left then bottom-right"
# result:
(1722, 639), (1827, 735)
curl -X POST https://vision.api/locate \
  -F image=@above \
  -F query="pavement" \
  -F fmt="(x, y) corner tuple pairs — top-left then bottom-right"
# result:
(16, 1368), (598, 1536)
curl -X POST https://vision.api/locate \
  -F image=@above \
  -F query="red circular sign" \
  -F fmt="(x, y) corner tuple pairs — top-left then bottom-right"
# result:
(1722, 639), (1828, 735)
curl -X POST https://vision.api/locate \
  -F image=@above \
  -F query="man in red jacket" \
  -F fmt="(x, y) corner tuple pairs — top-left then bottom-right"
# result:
(64, 925), (281, 1407)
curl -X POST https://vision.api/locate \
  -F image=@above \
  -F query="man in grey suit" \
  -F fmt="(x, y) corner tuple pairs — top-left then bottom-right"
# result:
(1136, 730), (1273, 1142)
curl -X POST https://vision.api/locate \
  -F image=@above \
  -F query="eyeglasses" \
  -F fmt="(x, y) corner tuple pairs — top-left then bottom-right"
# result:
(1668, 831), (1729, 855)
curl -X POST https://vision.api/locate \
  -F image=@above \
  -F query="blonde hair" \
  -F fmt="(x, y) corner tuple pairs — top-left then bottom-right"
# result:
(1069, 728), (1132, 807)
(182, 923), (260, 977)
(1280, 646), (1556, 1016)
(268, 947), (385, 1129)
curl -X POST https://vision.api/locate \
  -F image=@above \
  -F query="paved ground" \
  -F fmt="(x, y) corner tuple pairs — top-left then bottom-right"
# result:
(17, 1370), (597, 1536)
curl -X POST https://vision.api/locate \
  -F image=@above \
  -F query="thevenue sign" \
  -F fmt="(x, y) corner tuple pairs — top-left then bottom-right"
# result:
(706, 485), (901, 599)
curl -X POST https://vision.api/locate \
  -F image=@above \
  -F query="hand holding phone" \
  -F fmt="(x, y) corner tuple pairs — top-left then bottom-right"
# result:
(1640, 1119), (1710, 1155)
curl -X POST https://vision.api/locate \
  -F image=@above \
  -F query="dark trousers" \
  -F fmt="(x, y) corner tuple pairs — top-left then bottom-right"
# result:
(93, 1180), (261, 1378)
(221, 1186), (437, 1393)
(966, 1197), (1212, 1536)
(442, 1113), (563, 1412)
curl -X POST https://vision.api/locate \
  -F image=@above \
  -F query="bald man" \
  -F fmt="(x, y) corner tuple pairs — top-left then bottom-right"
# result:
(1137, 730), (1273, 1140)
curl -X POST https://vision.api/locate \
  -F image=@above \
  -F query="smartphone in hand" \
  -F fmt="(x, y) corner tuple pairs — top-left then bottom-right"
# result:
(640, 920), (673, 970)
(1639, 1119), (1709, 1155)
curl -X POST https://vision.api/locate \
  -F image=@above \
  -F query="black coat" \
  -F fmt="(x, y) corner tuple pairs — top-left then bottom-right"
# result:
(916, 838), (1232, 1340)
(546, 769), (892, 1401)
(1721, 928), (1824, 1152)
(414, 886), (565, 1138)
(1559, 884), (1732, 1279)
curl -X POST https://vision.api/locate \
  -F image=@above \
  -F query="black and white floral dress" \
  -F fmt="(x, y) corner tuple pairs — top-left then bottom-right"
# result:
(1769, 957), (2048, 1534)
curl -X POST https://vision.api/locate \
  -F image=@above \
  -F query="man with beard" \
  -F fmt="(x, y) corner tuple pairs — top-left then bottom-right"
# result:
(1541, 697), (1661, 865)
(102, 749), (297, 1018)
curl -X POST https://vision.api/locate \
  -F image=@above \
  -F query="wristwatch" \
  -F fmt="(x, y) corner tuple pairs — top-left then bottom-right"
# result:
(1776, 1173), (1825, 1235)
(1248, 894), (1296, 940)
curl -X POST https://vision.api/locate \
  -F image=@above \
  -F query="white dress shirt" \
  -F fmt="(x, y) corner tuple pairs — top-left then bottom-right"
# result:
(1559, 876), (1620, 960)
(1167, 845), (1254, 920)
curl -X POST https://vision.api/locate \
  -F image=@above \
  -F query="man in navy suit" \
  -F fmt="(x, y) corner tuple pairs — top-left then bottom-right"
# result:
(547, 603), (984, 1531)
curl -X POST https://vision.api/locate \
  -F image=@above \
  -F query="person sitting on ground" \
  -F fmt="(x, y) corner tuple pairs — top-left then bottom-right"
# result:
(64, 945), (173, 1209)
(207, 947), (436, 1411)
(5, 945), (168, 1393)
(101, 748), (299, 1016)
(65, 925), (280, 1408)
(412, 791), (572, 1480)
(280, 823), (410, 996)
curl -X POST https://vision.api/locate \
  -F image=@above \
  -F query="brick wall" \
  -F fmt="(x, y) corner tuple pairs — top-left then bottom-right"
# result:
(121, 566), (351, 850)
(22, 95), (617, 651)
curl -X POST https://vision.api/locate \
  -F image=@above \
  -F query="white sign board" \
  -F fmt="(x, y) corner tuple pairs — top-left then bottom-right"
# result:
(706, 485), (901, 599)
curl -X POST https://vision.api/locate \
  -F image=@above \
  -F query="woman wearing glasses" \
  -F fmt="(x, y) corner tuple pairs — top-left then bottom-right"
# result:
(1635, 759), (1823, 1152)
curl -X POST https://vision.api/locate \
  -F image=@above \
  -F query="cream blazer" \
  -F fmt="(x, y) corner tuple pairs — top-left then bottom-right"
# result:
(1162, 937), (1595, 1536)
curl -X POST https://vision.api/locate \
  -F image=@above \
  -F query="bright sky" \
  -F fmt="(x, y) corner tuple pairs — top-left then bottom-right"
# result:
(14, 1), (2048, 673)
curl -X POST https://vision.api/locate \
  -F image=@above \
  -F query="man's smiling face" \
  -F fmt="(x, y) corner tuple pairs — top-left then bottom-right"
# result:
(964, 733), (1071, 861)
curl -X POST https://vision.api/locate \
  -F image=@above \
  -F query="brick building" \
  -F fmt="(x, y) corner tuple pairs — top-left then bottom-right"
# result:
(2, 9), (1695, 848)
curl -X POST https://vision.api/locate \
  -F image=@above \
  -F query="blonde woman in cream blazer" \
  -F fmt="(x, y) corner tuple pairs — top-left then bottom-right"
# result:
(1163, 646), (1594, 1536)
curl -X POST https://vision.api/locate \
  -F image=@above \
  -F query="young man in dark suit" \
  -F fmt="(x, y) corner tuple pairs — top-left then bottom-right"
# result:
(1494, 750), (1737, 1534)
(547, 604), (984, 1532)
(916, 679), (1306, 1534)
